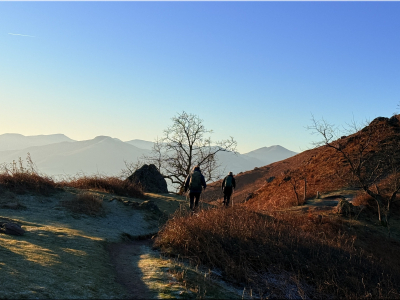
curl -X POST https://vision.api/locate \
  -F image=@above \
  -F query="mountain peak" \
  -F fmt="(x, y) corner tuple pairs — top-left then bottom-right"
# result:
(243, 145), (297, 165)
(93, 135), (112, 140)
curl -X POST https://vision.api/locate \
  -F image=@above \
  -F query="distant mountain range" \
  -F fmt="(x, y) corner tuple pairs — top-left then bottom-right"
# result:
(0, 133), (75, 151)
(0, 133), (297, 179)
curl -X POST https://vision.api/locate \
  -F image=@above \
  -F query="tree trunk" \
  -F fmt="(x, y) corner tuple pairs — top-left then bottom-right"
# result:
(366, 189), (385, 223)
(375, 199), (382, 223)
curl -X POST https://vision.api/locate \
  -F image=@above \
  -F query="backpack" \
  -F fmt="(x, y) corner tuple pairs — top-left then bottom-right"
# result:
(225, 176), (233, 188)
(189, 171), (202, 190)
(0, 222), (25, 236)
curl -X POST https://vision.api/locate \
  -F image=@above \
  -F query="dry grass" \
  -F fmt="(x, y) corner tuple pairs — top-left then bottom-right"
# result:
(155, 206), (400, 299)
(353, 192), (374, 207)
(61, 192), (104, 216)
(0, 156), (56, 196)
(0, 154), (146, 200)
(59, 175), (146, 199)
(252, 116), (400, 213)
(204, 116), (400, 212)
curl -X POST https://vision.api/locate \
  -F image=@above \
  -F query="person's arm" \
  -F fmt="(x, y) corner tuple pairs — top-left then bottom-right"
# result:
(201, 175), (207, 190)
(221, 177), (225, 190)
(184, 175), (190, 192)
(232, 177), (236, 189)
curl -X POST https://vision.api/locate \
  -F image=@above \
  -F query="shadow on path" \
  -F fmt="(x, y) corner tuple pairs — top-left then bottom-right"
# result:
(108, 239), (155, 299)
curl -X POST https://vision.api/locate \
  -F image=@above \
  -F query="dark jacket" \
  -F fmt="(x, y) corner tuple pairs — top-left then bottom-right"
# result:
(222, 175), (236, 190)
(184, 170), (207, 193)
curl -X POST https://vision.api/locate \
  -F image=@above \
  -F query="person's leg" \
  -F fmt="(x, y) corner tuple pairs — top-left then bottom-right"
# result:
(225, 192), (232, 206)
(223, 187), (232, 206)
(194, 192), (201, 210)
(189, 193), (195, 211)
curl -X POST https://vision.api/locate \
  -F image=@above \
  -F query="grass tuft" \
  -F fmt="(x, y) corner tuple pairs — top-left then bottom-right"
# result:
(0, 155), (56, 195)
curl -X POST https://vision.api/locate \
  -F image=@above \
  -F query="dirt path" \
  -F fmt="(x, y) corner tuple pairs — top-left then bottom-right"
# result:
(0, 189), (190, 299)
(0, 189), (245, 299)
(108, 239), (155, 299)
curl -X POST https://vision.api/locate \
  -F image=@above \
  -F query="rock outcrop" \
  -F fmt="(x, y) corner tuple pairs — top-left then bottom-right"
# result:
(335, 198), (354, 216)
(127, 164), (168, 193)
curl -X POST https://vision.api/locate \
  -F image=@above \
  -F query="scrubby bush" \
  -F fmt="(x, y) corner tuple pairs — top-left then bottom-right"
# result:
(60, 175), (146, 199)
(352, 192), (374, 207)
(155, 207), (400, 298)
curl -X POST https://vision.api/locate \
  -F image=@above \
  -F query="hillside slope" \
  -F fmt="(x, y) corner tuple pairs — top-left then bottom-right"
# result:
(203, 115), (400, 210)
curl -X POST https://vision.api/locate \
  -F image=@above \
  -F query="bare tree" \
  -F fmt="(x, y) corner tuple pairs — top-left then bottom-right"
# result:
(282, 169), (305, 206)
(308, 115), (400, 226)
(146, 111), (237, 194)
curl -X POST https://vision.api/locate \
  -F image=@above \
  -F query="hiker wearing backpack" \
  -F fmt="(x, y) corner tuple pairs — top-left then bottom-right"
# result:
(222, 172), (236, 207)
(184, 165), (207, 212)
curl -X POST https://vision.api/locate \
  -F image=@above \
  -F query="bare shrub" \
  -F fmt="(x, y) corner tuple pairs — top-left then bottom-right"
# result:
(155, 207), (400, 298)
(308, 115), (400, 225)
(59, 175), (146, 199)
(61, 192), (104, 216)
(0, 154), (56, 195)
(353, 192), (374, 207)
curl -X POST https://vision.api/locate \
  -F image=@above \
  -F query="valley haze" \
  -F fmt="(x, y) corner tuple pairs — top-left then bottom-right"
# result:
(0, 133), (297, 181)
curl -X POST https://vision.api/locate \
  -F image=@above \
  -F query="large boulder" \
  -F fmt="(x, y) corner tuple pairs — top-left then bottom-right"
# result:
(127, 164), (168, 193)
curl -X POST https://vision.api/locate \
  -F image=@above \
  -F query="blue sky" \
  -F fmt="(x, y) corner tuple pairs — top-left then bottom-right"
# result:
(1, 2), (399, 153)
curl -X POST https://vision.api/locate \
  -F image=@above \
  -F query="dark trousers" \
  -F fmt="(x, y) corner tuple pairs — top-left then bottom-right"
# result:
(223, 187), (233, 206)
(189, 192), (201, 211)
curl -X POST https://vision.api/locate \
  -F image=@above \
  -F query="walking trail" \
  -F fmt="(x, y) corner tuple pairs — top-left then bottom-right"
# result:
(0, 188), (244, 299)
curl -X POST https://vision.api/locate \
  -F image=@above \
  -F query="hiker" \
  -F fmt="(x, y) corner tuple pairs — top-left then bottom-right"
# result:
(221, 172), (236, 207)
(184, 165), (207, 212)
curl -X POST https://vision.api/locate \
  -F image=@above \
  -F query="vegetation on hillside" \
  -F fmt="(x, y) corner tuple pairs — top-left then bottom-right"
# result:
(155, 206), (400, 298)
(59, 175), (146, 199)
(156, 115), (400, 299)
(308, 115), (400, 225)
(0, 154), (56, 195)
(0, 154), (146, 200)
(2, 115), (400, 298)
(241, 116), (400, 216)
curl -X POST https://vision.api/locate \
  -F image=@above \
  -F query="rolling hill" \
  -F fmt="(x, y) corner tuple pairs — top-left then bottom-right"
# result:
(203, 115), (400, 210)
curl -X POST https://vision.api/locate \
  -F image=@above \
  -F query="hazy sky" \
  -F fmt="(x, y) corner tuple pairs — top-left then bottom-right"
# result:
(1, 2), (399, 153)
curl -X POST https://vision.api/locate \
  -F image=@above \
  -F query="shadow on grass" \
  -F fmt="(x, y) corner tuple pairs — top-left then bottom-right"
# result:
(0, 219), (129, 299)
(155, 206), (400, 299)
